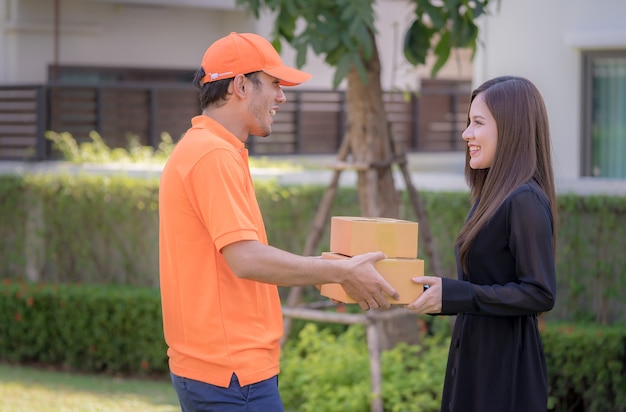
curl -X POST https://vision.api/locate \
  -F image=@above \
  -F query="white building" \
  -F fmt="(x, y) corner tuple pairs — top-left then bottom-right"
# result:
(0, 0), (470, 89)
(475, 0), (626, 180)
(0, 0), (474, 159)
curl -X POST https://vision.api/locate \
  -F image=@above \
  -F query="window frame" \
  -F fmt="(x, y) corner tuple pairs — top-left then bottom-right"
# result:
(580, 49), (626, 177)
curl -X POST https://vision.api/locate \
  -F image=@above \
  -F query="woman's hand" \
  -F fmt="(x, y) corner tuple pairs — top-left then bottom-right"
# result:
(406, 276), (443, 314)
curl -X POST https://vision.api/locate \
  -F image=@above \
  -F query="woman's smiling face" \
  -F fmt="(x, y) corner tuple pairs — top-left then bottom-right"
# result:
(462, 93), (498, 169)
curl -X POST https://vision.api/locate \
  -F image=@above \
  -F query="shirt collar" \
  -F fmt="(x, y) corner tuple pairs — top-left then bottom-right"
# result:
(190, 115), (245, 152)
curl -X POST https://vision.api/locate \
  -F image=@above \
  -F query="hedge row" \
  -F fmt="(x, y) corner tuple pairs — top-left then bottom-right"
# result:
(1, 280), (624, 411)
(0, 279), (166, 375)
(0, 173), (625, 323)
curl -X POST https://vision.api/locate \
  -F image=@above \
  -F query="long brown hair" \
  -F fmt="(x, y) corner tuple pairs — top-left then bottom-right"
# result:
(456, 76), (557, 273)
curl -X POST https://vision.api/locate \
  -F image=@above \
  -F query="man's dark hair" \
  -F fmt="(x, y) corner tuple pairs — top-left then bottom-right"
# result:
(193, 68), (261, 110)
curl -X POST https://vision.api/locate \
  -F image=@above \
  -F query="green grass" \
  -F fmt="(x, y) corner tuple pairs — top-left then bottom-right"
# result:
(0, 363), (180, 412)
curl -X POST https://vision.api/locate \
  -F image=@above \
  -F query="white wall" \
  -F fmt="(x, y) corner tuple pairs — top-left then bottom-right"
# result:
(474, 0), (626, 179)
(1, 0), (473, 89)
(0, 0), (16, 83)
(0, 1), (5, 82)
(1, 0), (253, 83)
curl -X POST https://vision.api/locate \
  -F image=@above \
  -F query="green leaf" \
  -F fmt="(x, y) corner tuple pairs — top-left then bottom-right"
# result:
(431, 31), (451, 78)
(443, 0), (461, 10)
(353, 24), (373, 61)
(276, 9), (296, 41)
(472, 0), (493, 18)
(295, 40), (308, 68)
(321, 35), (341, 55)
(326, 44), (347, 67)
(353, 54), (368, 85)
(450, 13), (478, 47)
(333, 53), (354, 88)
(416, 0), (447, 31)
(270, 37), (282, 54)
(404, 19), (432, 66)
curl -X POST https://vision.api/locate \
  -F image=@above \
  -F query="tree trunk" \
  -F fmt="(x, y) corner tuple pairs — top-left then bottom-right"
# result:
(345, 34), (399, 219)
(345, 32), (420, 348)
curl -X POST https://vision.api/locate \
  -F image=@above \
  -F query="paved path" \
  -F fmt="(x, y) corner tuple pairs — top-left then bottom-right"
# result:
(1, 152), (626, 195)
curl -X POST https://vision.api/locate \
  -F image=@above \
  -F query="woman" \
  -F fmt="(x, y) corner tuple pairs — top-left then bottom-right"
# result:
(409, 76), (557, 411)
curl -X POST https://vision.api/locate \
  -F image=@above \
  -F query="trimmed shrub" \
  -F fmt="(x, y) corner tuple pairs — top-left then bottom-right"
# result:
(0, 279), (167, 375)
(543, 322), (626, 411)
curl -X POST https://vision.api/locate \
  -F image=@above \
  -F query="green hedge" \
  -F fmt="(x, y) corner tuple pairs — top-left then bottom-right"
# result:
(0, 173), (625, 323)
(543, 323), (626, 411)
(0, 174), (159, 286)
(0, 176), (26, 277)
(0, 279), (167, 375)
(1, 280), (624, 411)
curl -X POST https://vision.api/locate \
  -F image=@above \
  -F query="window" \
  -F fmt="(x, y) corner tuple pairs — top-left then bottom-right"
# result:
(582, 51), (626, 178)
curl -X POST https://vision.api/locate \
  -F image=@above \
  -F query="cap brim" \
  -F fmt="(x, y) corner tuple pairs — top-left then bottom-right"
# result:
(263, 66), (312, 87)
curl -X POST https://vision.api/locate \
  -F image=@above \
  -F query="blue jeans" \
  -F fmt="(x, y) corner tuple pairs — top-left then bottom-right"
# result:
(170, 372), (284, 412)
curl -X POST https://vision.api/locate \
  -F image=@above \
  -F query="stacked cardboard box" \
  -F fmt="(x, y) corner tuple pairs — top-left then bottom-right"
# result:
(319, 216), (425, 305)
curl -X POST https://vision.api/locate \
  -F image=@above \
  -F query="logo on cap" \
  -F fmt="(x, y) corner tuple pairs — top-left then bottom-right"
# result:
(209, 72), (234, 81)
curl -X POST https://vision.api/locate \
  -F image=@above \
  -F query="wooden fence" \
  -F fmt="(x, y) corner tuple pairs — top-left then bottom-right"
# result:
(0, 85), (47, 159)
(0, 80), (470, 160)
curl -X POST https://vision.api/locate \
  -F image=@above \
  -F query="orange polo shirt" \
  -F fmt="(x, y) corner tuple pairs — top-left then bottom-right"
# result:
(159, 115), (282, 388)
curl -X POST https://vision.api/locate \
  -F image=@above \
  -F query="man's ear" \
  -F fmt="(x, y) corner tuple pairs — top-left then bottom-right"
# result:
(231, 74), (247, 98)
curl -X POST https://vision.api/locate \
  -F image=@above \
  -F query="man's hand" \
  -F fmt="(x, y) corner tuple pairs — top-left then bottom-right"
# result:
(340, 251), (400, 311)
(406, 276), (442, 314)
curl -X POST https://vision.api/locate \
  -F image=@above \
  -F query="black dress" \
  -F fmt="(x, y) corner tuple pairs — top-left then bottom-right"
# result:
(440, 181), (556, 412)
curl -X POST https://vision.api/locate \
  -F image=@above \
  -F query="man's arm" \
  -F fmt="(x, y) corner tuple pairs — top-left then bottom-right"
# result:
(221, 240), (400, 310)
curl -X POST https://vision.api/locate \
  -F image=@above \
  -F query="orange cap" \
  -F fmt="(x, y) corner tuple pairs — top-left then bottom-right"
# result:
(200, 32), (312, 87)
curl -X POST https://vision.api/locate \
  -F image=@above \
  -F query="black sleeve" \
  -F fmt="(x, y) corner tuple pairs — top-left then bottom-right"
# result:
(441, 188), (557, 316)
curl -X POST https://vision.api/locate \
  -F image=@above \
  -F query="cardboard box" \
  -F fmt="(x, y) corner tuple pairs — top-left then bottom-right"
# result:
(330, 216), (418, 259)
(319, 252), (425, 304)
